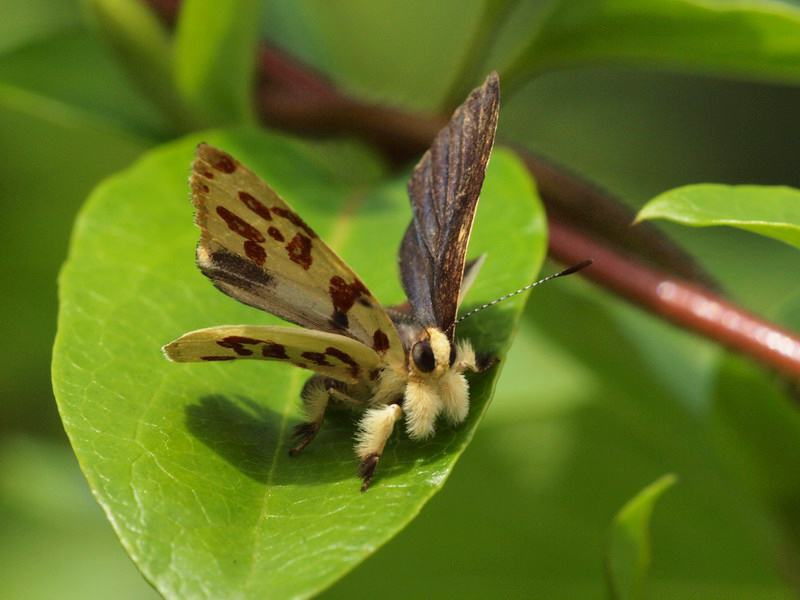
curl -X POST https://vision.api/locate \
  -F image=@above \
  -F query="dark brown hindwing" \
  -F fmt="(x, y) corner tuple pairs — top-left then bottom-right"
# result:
(398, 73), (499, 340)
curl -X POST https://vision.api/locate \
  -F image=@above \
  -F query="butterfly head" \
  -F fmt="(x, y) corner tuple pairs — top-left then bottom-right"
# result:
(408, 327), (455, 377)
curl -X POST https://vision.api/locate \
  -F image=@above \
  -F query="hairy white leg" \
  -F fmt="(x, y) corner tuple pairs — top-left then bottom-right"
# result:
(403, 379), (440, 440)
(438, 370), (469, 424)
(455, 339), (497, 373)
(355, 403), (403, 491)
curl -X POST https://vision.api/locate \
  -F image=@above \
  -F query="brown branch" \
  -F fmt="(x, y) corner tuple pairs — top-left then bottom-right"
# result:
(548, 218), (800, 378)
(145, 0), (800, 380)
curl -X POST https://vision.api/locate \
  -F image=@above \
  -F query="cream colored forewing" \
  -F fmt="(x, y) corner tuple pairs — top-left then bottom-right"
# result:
(191, 144), (403, 363)
(163, 325), (383, 385)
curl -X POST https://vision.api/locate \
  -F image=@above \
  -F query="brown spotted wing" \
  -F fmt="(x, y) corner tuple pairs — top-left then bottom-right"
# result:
(189, 144), (404, 363)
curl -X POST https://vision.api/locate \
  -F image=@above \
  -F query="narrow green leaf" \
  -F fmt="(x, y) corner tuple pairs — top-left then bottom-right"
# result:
(52, 130), (545, 599)
(85, 0), (190, 130)
(505, 0), (800, 90)
(441, 0), (522, 109)
(606, 474), (677, 600)
(174, 0), (261, 126)
(636, 184), (800, 250)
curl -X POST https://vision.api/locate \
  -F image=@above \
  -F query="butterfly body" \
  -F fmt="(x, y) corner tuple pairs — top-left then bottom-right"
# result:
(164, 74), (500, 490)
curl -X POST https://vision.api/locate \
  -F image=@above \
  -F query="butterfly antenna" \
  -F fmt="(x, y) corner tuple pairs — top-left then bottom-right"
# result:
(453, 259), (593, 329)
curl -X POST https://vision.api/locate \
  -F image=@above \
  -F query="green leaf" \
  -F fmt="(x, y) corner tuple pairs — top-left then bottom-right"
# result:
(262, 0), (488, 111)
(635, 184), (800, 250)
(174, 0), (261, 126)
(85, 0), (189, 131)
(606, 474), (677, 600)
(504, 0), (800, 90)
(0, 436), (161, 600)
(0, 27), (170, 140)
(0, 0), (80, 56)
(52, 129), (545, 598)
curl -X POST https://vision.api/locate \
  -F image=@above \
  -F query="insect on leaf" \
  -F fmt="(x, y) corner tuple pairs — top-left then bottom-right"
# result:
(53, 122), (545, 596)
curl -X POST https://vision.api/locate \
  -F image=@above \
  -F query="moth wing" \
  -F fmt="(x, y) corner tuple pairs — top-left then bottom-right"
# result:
(386, 253), (486, 317)
(399, 73), (499, 340)
(163, 325), (382, 385)
(191, 144), (403, 362)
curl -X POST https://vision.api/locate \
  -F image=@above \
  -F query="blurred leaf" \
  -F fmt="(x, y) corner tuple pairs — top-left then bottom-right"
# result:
(0, 0), (81, 55)
(441, 0), (523, 109)
(86, 0), (189, 131)
(263, 0), (488, 111)
(52, 130), (545, 599)
(636, 184), (800, 250)
(0, 21), (159, 433)
(174, 0), (261, 126)
(711, 344), (800, 577)
(504, 0), (800, 91)
(0, 436), (161, 600)
(0, 27), (170, 139)
(606, 474), (677, 600)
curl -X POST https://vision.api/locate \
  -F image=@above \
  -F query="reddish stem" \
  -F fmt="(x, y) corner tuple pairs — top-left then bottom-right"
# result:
(549, 219), (800, 378)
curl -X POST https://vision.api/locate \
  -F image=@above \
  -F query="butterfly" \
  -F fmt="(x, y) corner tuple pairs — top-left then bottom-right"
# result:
(163, 73), (589, 490)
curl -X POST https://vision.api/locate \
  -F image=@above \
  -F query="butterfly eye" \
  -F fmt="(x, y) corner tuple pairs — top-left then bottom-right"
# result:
(411, 340), (436, 373)
(449, 344), (456, 367)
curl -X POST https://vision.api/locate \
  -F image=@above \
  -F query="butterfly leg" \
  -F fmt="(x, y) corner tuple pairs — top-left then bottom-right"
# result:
(289, 376), (331, 456)
(355, 403), (403, 492)
(455, 339), (498, 374)
(290, 377), (366, 455)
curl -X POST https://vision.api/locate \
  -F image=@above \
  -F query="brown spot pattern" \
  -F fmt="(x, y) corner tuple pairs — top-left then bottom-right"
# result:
(267, 227), (284, 242)
(329, 276), (370, 319)
(238, 191), (272, 221)
(201, 184), (210, 193)
(325, 346), (360, 379)
(202, 170), (214, 179)
(286, 233), (313, 270)
(209, 150), (236, 173)
(262, 342), (289, 359)
(301, 351), (332, 367)
(372, 329), (390, 353)
(204, 249), (274, 289)
(243, 240), (266, 265)
(217, 337), (256, 356)
(202, 355), (235, 361)
(272, 206), (317, 238)
(216, 206), (265, 242)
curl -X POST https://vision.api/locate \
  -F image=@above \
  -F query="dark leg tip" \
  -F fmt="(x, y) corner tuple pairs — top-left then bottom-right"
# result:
(475, 354), (499, 373)
(358, 453), (380, 492)
(288, 421), (320, 456)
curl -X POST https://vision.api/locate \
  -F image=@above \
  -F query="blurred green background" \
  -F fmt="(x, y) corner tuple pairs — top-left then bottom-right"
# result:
(3, 0), (800, 598)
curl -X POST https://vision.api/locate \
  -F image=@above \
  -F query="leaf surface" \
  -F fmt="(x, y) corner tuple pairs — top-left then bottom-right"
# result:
(52, 130), (545, 598)
(636, 183), (800, 249)
(505, 0), (800, 88)
(173, 0), (261, 126)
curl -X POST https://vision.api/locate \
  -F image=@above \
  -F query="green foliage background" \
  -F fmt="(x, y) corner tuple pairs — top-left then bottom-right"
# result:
(3, 0), (800, 598)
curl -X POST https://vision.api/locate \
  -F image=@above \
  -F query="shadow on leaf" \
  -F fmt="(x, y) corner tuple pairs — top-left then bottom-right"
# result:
(185, 394), (282, 483)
